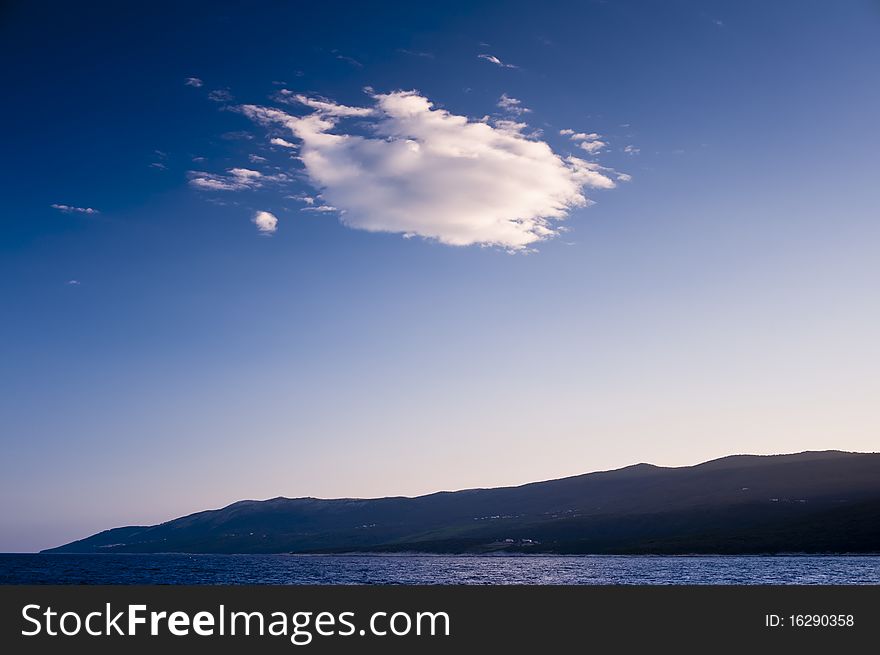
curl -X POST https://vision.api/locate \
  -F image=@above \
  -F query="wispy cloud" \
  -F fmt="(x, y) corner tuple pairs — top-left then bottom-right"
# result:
(398, 49), (435, 59)
(301, 204), (337, 213)
(240, 90), (622, 250)
(208, 88), (234, 103)
(188, 167), (288, 191)
(51, 203), (99, 214)
(478, 54), (518, 68)
(332, 51), (363, 68)
(252, 210), (278, 234)
(273, 90), (373, 117)
(221, 130), (252, 141)
(623, 145), (640, 155)
(184, 77), (203, 87)
(286, 193), (315, 205)
(66, 279), (81, 286)
(497, 93), (531, 116)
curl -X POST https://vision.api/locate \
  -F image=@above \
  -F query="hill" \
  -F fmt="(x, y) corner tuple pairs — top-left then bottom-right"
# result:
(44, 451), (880, 554)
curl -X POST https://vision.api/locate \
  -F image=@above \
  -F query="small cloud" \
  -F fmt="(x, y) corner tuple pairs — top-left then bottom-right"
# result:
(221, 130), (253, 141)
(184, 77), (203, 87)
(149, 162), (167, 170)
(248, 154), (267, 163)
(478, 54), (517, 68)
(300, 205), (337, 213)
(497, 93), (531, 116)
(623, 145), (640, 155)
(713, 19), (724, 27)
(288, 94), (374, 117)
(51, 203), (99, 214)
(66, 279), (81, 286)
(208, 88), (234, 103)
(252, 210), (278, 234)
(398, 49), (435, 59)
(270, 137), (297, 149)
(188, 167), (288, 192)
(560, 130), (606, 154)
(579, 141), (604, 154)
(333, 52), (363, 68)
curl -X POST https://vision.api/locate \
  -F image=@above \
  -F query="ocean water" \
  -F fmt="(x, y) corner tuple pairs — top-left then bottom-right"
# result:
(1, 554), (878, 585)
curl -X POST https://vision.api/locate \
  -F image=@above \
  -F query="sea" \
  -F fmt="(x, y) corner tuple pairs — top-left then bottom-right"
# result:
(1, 554), (878, 585)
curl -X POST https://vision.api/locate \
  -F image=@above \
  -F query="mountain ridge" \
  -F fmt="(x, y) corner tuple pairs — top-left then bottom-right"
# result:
(44, 450), (880, 555)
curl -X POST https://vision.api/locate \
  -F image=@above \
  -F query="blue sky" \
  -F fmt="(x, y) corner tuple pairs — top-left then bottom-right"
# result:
(2, 0), (879, 551)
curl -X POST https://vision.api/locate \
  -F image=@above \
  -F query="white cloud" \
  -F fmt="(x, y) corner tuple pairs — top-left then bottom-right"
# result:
(252, 210), (278, 234)
(188, 167), (287, 191)
(229, 167), (261, 180)
(249, 154), (267, 163)
(270, 137), (297, 149)
(276, 92), (374, 117)
(623, 145), (640, 155)
(301, 205), (337, 213)
(239, 90), (621, 249)
(333, 52), (363, 68)
(578, 140), (605, 154)
(560, 129), (606, 155)
(221, 130), (252, 141)
(66, 279), (81, 286)
(208, 89), (234, 103)
(184, 77), (203, 87)
(497, 93), (531, 116)
(478, 54), (517, 68)
(51, 203), (99, 214)
(398, 49), (434, 59)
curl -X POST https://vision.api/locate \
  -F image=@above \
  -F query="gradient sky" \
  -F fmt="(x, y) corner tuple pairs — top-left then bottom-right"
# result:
(2, 0), (879, 552)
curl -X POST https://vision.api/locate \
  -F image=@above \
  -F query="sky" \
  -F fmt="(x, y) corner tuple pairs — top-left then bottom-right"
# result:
(1, 0), (879, 552)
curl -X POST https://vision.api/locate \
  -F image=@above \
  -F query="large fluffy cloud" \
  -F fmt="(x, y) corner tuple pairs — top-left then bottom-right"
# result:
(240, 90), (623, 250)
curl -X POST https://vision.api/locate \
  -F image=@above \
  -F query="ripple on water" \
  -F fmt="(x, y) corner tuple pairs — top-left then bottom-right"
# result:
(1, 554), (878, 585)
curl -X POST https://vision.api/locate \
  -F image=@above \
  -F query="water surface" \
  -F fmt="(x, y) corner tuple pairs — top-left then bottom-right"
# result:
(2, 554), (878, 585)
